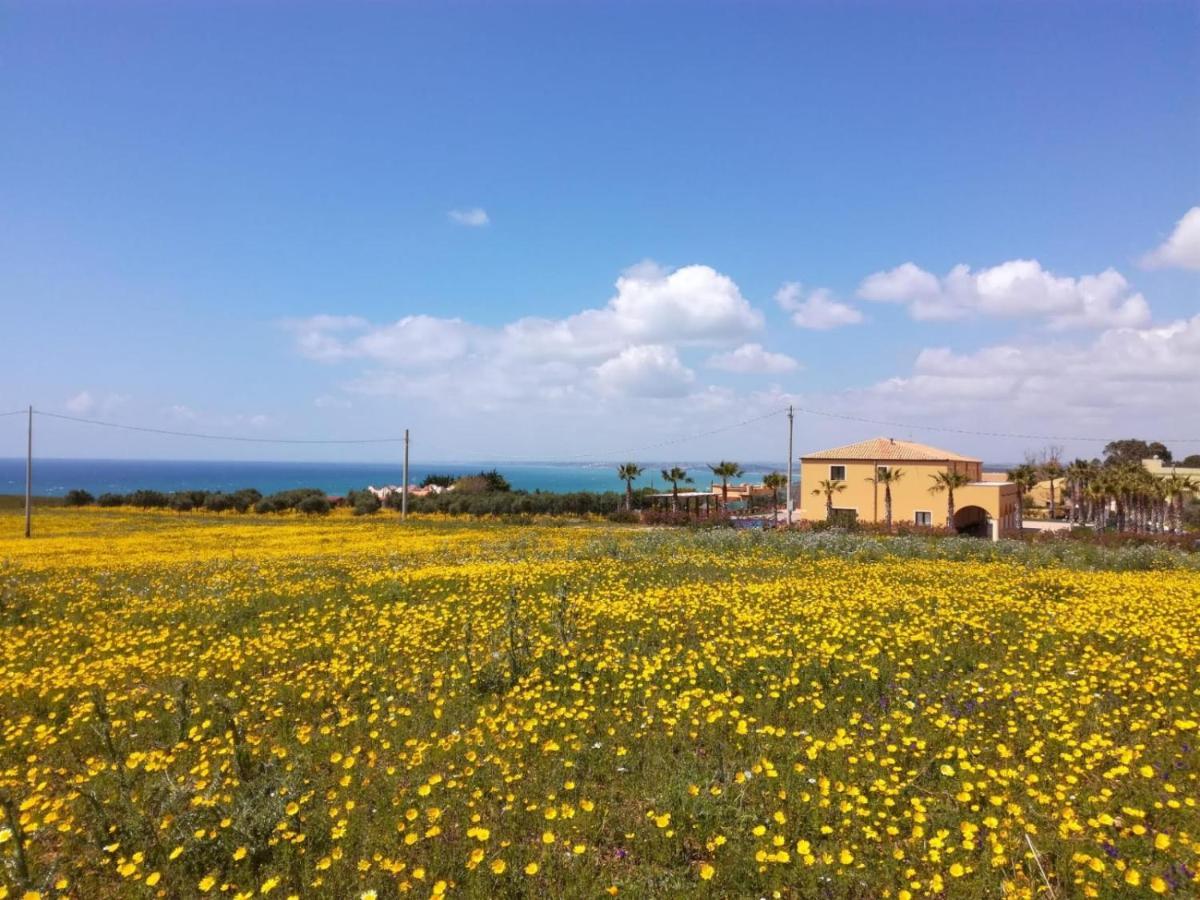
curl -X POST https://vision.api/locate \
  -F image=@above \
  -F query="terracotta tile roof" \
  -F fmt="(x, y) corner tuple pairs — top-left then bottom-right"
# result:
(802, 436), (980, 463)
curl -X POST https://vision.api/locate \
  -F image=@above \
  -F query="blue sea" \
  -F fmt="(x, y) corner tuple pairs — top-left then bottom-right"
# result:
(0, 458), (787, 498)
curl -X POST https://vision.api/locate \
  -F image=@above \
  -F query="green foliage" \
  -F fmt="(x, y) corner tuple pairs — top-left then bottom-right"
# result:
(296, 495), (331, 515)
(451, 469), (513, 494)
(63, 489), (95, 506)
(203, 488), (262, 513)
(347, 489), (383, 516)
(253, 488), (326, 514)
(411, 490), (624, 517)
(1103, 438), (1173, 466)
(127, 489), (170, 508)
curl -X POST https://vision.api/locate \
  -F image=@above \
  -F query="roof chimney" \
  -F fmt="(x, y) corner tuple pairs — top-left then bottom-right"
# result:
(889, 437), (895, 444)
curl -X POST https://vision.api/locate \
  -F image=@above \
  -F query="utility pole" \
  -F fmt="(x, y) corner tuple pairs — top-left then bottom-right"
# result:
(785, 405), (794, 525)
(24, 405), (32, 538)
(401, 428), (409, 521)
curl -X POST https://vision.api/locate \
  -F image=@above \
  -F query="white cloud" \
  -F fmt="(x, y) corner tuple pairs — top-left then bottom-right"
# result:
(593, 344), (695, 398)
(66, 391), (94, 414)
(1140, 206), (1200, 270)
(706, 342), (799, 373)
(858, 259), (1150, 329)
(857, 314), (1200, 430)
(448, 207), (490, 227)
(65, 391), (128, 416)
(775, 283), (864, 330)
(286, 261), (766, 407)
(289, 262), (762, 371)
(606, 262), (763, 343)
(283, 315), (369, 362)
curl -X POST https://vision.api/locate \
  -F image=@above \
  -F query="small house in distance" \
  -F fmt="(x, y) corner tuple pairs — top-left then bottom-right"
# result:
(799, 437), (1019, 539)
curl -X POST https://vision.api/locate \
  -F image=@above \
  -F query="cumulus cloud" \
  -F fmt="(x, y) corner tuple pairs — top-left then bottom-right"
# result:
(858, 259), (1150, 329)
(859, 314), (1200, 429)
(1140, 206), (1200, 270)
(775, 283), (864, 330)
(448, 207), (490, 227)
(286, 262), (764, 404)
(593, 344), (696, 398)
(290, 263), (761, 369)
(283, 315), (369, 362)
(706, 343), (799, 373)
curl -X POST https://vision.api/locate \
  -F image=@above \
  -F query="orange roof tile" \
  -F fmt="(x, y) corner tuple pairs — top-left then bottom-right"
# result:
(802, 436), (980, 463)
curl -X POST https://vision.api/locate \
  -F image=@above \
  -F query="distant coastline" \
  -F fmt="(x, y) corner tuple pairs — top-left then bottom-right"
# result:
(0, 456), (1021, 499)
(0, 457), (782, 498)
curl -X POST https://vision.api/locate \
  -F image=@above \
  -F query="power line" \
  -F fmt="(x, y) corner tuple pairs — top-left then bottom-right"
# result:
(12, 404), (1200, 453)
(33, 410), (410, 445)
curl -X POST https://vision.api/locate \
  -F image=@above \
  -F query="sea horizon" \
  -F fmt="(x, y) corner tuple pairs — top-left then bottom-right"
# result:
(0, 456), (1020, 498)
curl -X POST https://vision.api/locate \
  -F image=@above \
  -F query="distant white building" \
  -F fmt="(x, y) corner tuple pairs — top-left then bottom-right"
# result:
(367, 483), (447, 500)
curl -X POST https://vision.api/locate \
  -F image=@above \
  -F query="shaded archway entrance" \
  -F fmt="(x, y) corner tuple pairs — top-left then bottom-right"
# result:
(953, 505), (991, 538)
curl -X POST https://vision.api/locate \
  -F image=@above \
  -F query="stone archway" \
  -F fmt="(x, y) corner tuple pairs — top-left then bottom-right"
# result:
(953, 505), (991, 538)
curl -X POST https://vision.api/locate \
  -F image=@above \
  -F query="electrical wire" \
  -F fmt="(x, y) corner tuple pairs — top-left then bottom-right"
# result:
(33, 410), (409, 445)
(13, 404), (1200, 453)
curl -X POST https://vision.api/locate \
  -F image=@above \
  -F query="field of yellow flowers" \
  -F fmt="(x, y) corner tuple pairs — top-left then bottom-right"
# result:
(1, 509), (1198, 899)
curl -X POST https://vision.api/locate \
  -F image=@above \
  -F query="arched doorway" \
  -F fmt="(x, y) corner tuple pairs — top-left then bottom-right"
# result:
(953, 505), (991, 538)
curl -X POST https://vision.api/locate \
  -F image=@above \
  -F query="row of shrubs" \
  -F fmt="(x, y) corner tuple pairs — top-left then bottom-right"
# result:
(61, 486), (636, 518)
(63, 487), (336, 515)
(407, 490), (629, 517)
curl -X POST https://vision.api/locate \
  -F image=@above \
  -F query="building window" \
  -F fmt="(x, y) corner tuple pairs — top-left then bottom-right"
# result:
(914, 511), (932, 526)
(830, 465), (846, 481)
(829, 507), (857, 527)
(876, 465), (889, 479)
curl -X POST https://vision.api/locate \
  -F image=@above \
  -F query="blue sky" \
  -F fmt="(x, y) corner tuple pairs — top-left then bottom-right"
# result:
(2, 1), (1198, 464)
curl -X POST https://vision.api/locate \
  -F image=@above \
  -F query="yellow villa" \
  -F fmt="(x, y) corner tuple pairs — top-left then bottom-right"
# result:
(799, 437), (1020, 539)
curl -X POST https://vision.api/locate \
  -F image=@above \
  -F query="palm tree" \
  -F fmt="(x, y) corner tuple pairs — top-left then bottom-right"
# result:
(928, 469), (971, 529)
(616, 463), (644, 511)
(1163, 473), (1197, 534)
(762, 471), (787, 518)
(660, 466), (693, 511)
(1041, 457), (1065, 520)
(811, 479), (847, 520)
(709, 461), (744, 507)
(1007, 463), (1039, 529)
(871, 467), (905, 531)
(1064, 459), (1093, 526)
(1086, 473), (1112, 529)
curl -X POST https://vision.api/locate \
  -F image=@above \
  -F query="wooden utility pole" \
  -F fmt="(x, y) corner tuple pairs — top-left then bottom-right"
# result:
(401, 428), (409, 521)
(24, 405), (32, 538)
(785, 405), (794, 524)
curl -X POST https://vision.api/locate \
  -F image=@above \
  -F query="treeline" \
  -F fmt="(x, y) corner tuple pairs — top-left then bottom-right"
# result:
(421, 469), (512, 492)
(60, 484), (638, 518)
(63, 487), (335, 515)
(1008, 438), (1200, 533)
(408, 489), (631, 517)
